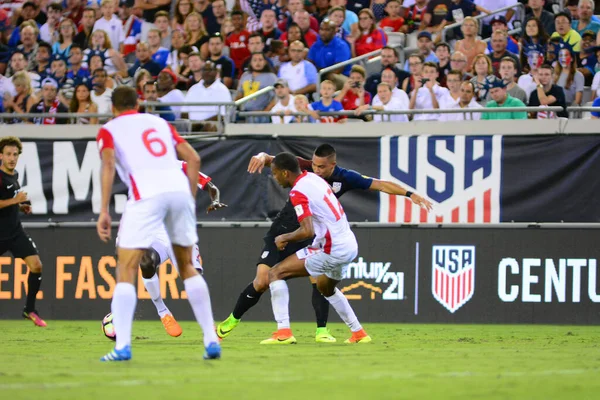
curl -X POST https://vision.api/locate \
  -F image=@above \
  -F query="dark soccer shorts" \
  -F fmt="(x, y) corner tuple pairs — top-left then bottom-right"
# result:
(0, 229), (39, 259)
(256, 235), (313, 268)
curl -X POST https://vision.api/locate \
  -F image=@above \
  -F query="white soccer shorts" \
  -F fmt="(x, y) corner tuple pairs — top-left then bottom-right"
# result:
(152, 228), (203, 272)
(117, 191), (198, 249)
(296, 245), (358, 281)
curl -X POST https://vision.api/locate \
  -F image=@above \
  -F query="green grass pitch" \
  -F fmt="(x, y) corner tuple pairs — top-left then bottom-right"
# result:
(0, 321), (598, 400)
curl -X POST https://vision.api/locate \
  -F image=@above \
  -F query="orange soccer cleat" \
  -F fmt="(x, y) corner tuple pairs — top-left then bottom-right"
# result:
(260, 328), (297, 344)
(161, 314), (183, 337)
(22, 309), (47, 327)
(344, 329), (372, 344)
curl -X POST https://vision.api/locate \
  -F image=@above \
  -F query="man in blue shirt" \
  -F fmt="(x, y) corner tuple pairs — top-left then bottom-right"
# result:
(307, 19), (352, 89)
(141, 81), (175, 121)
(216, 144), (432, 344)
(591, 96), (600, 119)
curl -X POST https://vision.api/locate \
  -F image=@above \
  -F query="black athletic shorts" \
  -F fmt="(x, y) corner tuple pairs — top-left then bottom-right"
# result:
(0, 229), (39, 259)
(256, 235), (313, 268)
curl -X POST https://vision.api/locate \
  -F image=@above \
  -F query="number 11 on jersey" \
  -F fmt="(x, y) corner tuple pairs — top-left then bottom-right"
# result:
(323, 188), (344, 221)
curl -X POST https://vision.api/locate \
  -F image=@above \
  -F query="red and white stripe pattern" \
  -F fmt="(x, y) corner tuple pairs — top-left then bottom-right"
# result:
(432, 264), (474, 313)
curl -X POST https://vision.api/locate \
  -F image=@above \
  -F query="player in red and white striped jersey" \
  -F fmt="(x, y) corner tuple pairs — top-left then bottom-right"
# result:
(265, 152), (371, 344)
(96, 86), (220, 361)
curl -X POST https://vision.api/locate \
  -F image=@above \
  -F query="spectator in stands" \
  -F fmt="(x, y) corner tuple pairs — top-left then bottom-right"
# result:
(281, 23), (308, 48)
(183, 60), (232, 123)
(489, 30), (520, 76)
(119, 3), (142, 57)
(481, 77), (527, 120)
(185, 51), (204, 88)
(527, 0), (556, 35)
(88, 54), (116, 89)
(312, 0), (331, 25)
(403, 53), (425, 93)
(64, 45), (90, 93)
(34, 42), (52, 80)
(306, 79), (345, 123)
(409, 62), (449, 121)
(329, 0), (359, 35)
(153, 11), (172, 49)
(485, 16), (520, 55)
(470, 54), (494, 103)
(147, 29), (170, 69)
(404, 31), (438, 70)
(500, 57), (528, 103)
(139, 81), (175, 121)
(268, 78), (297, 124)
(365, 46), (410, 97)
(84, 31), (120, 76)
(93, 0), (125, 53)
(137, 0), (171, 24)
(435, 42), (452, 86)
(308, 19), (352, 90)
(379, 0), (406, 33)
(53, 19), (76, 59)
(349, 9), (387, 58)
(69, 82), (98, 125)
(476, 0), (518, 38)
(156, 68), (185, 118)
(259, 9), (282, 50)
(9, 51), (41, 93)
(29, 78), (69, 125)
(128, 42), (162, 77)
(74, 7), (96, 50)
(64, 0), (85, 27)
(90, 68), (113, 121)
(184, 12), (209, 59)
(591, 95), (600, 118)
(279, 0), (319, 32)
(206, 33), (235, 89)
(167, 30), (189, 73)
(359, 82), (408, 122)
(17, 24), (39, 71)
(240, 33), (269, 75)
(552, 12), (582, 52)
(50, 55), (69, 97)
(135, 69), (153, 99)
(291, 11), (319, 47)
(441, 70), (463, 109)
(226, 11), (252, 75)
(403, 0), (428, 33)
(39, 3), (62, 45)
(528, 63), (568, 118)
(336, 65), (371, 111)
(554, 44), (584, 106)
(520, 17), (549, 72)
(208, 0), (227, 35)
(171, 45), (193, 89)
(454, 17), (487, 72)
(14, 2), (46, 29)
(573, 0), (600, 35)
(439, 0), (490, 41)
(173, 0), (193, 31)
(328, 7), (350, 40)
(545, 36), (562, 65)
(2, 71), (35, 123)
(578, 30), (597, 84)
(290, 94), (317, 123)
(565, 0), (580, 19)
(378, 67), (410, 105)
(450, 51), (472, 80)
(365, 71), (409, 121)
(441, 81), (483, 121)
(278, 40), (318, 96)
(422, 0), (453, 39)
(0, 72), (16, 102)
(236, 52), (277, 123)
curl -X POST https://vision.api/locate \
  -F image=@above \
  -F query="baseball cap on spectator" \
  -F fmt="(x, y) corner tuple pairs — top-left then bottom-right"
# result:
(119, 0), (134, 8)
(274, 78), (288, 88)
(582, 30), (596, 40)
(41, 77), (59, 88)
(490, 15), (507, 26)
(417, 31), (432, 41)
(160, 68), (178, 83)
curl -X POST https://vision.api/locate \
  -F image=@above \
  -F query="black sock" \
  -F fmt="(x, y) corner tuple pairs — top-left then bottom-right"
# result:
(312, 283), (330, 328)
(232, 282), (263, 320)
(25, 273), (42, 312)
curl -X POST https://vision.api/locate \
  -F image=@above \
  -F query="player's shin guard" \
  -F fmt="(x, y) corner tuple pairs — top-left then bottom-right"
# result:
(184, 274), (219, 347)
(112, 282), (137, 351)
(143, 274), (170, 318)
(311, 283), (330, 328)
(269, 280), (290, 330)
(325, 288), (362, 332)
(232, 282), (263, 320)
(25, 272), (42, 312)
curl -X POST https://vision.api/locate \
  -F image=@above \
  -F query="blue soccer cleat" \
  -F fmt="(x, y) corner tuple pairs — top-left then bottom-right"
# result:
(100, 345), (132, 362)
(203, 342), (221, 360)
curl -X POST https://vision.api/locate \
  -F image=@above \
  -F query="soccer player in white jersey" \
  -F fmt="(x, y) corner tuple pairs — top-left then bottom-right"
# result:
(96, 86), (221, 361)
(138, 162), (227, 338)
(266, 152), (371, 344)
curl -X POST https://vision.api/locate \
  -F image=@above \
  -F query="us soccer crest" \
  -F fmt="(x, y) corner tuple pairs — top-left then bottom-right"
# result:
(431, 246), (475, 313)
(332, 182), (342, 193)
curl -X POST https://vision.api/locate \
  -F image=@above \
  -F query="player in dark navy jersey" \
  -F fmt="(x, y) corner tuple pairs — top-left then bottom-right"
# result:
(0, 136), (47, 327)
(217, 144), (432, 343)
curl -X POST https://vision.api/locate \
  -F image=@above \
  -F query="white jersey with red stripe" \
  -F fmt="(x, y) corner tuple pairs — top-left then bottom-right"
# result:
(179, 161), (212, 190)
(97, 110), (190, 203)
(290, 171), (357, 255)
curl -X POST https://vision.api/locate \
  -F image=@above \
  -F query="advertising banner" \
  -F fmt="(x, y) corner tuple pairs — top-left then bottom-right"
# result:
(1, 226), (598, 324)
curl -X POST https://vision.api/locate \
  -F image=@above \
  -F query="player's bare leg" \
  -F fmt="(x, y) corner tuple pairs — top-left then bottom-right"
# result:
(308, 275), (334, 342)
(22, 255), (46, 327)
(217, 264), (271, 339)
(140, 249), (182, 337)
(315, 275), (371, 344)
(259, 254), (310, 344)
(172, 244), (220, 359)
(101, 247), (144, 361)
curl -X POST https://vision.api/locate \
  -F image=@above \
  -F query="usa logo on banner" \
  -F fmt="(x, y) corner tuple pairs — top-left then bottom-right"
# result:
(379, 136), (502, 223)
(432, 246), (475, 313)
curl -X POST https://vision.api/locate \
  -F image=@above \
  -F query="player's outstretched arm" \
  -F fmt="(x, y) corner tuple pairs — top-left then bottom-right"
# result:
(248, 152), (311, 174)
(205, 181), (228, 213)
(176, 142), (201, 198)
(370, 179), (433, 212)
(98, 148), (116, 242)
(274, 216), (315, 250)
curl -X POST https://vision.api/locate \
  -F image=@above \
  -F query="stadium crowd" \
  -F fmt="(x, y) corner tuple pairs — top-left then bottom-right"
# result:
(1, 0), (600, 126)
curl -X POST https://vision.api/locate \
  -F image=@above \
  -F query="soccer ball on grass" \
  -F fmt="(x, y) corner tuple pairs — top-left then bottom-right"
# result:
(102, 312), (116, 341)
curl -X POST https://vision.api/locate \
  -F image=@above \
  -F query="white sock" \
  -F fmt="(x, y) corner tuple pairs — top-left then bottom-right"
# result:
(269, 280), (290, 330)
(184, 274), (218, 347)
(112, 282), (137, 350)
(143, 275), (170, 318)
(325, 288), (362, 332)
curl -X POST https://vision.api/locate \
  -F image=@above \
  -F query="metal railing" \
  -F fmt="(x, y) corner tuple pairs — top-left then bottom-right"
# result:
(316, 44), (403, 100)
(441, 3), (526, 43)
